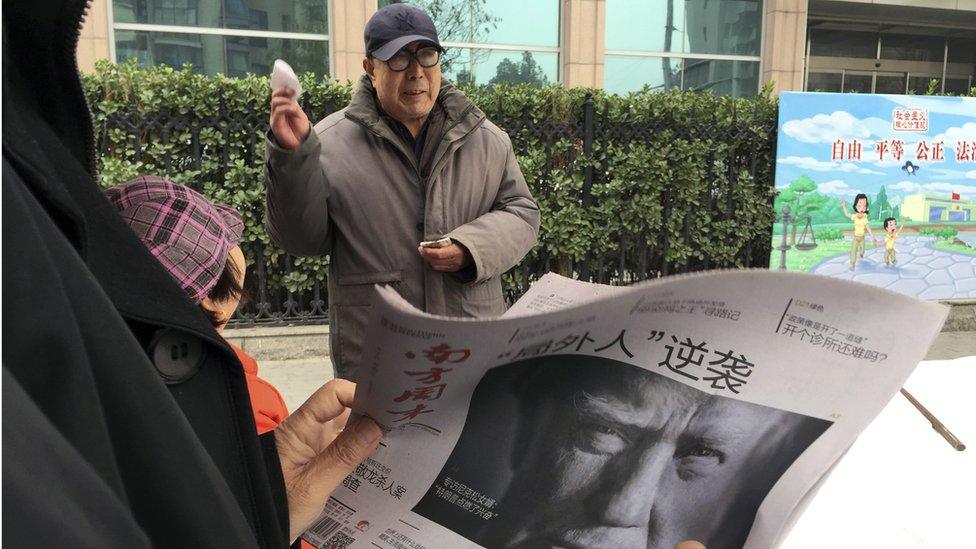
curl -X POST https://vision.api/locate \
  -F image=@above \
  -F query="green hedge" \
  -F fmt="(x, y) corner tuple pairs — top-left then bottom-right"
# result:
(816, 228), (845, 241)
(83, 61), (777, 310)
(920, 227), (959, 241)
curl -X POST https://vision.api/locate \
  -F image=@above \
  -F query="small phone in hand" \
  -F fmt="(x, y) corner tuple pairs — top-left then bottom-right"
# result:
(419, 237), (452, 248)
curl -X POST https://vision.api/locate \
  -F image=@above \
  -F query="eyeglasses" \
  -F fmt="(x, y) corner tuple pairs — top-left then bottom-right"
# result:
(384, 46), (441, 71)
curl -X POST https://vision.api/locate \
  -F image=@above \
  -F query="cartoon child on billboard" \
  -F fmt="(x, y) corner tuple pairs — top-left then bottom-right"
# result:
(882, 217), (904, 266)
(839, 194), (879, 270)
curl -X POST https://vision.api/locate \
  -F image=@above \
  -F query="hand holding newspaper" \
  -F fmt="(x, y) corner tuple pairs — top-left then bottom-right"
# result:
(303, 270), (948, 549)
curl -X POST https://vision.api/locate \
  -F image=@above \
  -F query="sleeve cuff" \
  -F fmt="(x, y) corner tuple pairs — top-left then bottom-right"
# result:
(265, 128), (318, 157)
(452, 263), (477, 284)
(446, 234), (483, 285)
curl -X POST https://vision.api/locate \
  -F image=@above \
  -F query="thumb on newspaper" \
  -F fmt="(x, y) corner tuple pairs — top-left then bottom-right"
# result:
(275, 379), (383, 542)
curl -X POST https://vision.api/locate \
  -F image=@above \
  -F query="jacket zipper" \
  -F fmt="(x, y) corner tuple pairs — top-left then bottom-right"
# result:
(68, 0), (100, 178)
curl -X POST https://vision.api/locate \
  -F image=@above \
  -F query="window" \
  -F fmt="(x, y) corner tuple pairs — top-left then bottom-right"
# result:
(880, 33), (944, 63)
(441, 50), (558, 87)
(682, 58), (758, 96)
(604, 0), (762, 97)
(808, 29), (876, 59)
(806, 21), (975, 96)
(945, 76), (973, 94)
(606, 0), (761, 56)
(378, 0), (560, 86)
(908, 75), (940, 95)
(115, 30), (329, 76)
(875, 74), (906, 95)
(805, 72), (841, 92)
(111, 0), (329, 76)
(948, 38), (976, 64)
(604, 56), (683, 94)
(841, 74), (871, 93)
(149, 0), (198, 26)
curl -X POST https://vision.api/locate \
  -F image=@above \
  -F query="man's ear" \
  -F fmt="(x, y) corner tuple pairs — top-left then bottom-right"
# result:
(363, 58), (376, 81)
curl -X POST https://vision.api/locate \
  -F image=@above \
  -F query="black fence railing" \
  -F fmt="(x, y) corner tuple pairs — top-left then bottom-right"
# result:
(485, 94), (776, 304)
(95, 91), (775, 327)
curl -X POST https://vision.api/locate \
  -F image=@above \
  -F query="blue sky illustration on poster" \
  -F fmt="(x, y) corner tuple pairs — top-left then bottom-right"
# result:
(772, 92), (976, 300)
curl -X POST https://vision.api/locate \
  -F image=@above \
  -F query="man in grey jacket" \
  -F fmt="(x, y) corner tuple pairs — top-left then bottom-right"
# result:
(265, 3), (540, 380)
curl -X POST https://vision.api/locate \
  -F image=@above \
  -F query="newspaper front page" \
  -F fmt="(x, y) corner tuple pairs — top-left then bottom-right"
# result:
(303, 270), (948, 549)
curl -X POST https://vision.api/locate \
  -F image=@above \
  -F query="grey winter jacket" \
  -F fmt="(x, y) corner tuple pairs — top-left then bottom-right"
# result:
(265, 76), (540, 379)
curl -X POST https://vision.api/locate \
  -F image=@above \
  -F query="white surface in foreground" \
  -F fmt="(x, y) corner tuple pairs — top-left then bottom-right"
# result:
(782, 356), (976, 548)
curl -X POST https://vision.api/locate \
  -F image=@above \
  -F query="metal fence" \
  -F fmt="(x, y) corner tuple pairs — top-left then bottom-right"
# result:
(96, 92), (775, 327)
(488, 94), (776, 298)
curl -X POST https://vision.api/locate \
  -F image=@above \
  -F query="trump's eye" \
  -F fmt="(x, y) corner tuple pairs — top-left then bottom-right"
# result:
(682, 446), (722, 459)
(674, 444), (725, 479)
(574, 421), (628, 454)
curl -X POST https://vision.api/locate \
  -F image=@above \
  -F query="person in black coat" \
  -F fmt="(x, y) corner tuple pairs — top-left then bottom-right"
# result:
(1, 1), (381, 546)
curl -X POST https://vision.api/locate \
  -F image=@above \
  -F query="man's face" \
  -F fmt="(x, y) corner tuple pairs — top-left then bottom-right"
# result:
(365, 41), (441, 126)
(495, 368), (797, 549)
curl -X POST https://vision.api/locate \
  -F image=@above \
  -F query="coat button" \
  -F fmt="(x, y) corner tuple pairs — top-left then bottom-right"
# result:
(416, 222), (424, 231)
(148, 328), (205, 384)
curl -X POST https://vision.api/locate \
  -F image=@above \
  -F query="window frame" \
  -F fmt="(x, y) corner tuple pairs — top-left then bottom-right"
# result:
(603, 0), (765, 97)
(109, 0), (331, 76)
(378, 0), (562, 85)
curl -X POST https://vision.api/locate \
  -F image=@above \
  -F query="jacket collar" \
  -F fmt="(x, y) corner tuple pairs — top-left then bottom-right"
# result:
(345, 75), (486, 146)
(3, 0), (97, 178)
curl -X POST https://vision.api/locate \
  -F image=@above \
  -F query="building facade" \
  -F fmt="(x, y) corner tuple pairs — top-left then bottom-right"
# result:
(902, 193), (974, 222)
(77, 0), (976, 97)
(806, 0), (976, 95)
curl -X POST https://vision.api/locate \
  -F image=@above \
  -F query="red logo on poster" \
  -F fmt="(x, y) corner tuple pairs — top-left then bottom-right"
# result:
(892, 108), (929, 132)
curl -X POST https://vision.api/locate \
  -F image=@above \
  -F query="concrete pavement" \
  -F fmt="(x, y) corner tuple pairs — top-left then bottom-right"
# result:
(812, 236), (976, 299)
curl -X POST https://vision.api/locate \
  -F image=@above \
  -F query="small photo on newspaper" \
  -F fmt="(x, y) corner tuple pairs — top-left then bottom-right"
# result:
(302, 270), (948, 549)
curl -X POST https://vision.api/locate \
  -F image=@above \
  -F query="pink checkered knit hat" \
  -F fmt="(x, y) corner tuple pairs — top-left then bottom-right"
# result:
(105, 176), (245, 302)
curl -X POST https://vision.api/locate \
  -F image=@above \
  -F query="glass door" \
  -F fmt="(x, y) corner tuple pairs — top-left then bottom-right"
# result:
(841, 71), (872, 93)
(874, 71), (908, 94)
(832, 70), (907, 93)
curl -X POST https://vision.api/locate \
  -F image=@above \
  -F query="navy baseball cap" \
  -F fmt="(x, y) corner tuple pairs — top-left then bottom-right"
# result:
(365, 3), (442, 61)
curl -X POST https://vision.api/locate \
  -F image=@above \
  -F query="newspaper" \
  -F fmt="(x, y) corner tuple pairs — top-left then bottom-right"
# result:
(302, 270), (949, 549)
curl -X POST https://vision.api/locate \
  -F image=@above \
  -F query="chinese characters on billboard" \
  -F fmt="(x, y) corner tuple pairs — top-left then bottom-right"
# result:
(772, 92), (976, 299)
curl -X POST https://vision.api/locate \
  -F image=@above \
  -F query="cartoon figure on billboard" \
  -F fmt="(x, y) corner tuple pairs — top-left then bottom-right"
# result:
(771, 92), (976, 300)
(839, 193), (880, 270)
(883, 217), (905, 266)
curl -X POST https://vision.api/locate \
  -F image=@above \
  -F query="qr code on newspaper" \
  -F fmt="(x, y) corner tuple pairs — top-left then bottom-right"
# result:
(324, 531), (355, 549)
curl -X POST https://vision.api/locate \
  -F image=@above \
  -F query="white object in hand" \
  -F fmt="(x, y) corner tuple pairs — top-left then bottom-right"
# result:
(271, 59), (302, 99)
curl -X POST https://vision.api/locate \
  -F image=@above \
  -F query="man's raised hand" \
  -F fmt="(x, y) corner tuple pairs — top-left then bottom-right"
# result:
(270, 88), (311, 150)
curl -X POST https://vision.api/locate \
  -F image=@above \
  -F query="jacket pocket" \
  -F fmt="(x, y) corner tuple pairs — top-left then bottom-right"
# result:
(333, 270), (403, 306)
(331, 270), (403, 379)
(455, 277), (507, 317)
(336, 270), (403, 286)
